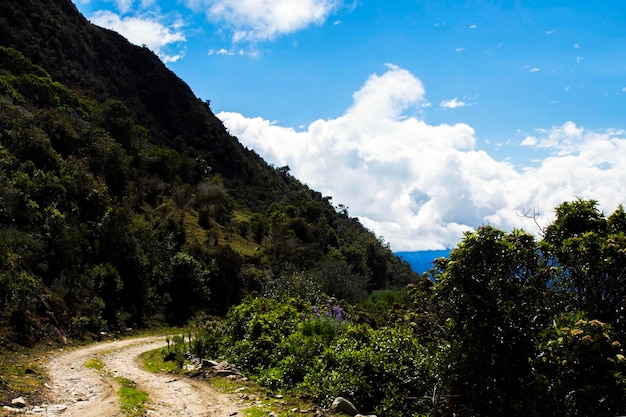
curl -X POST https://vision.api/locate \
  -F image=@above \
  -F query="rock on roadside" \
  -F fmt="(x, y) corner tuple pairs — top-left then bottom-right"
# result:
(330, 397), (359, 416)
(11, 397), (26, 408)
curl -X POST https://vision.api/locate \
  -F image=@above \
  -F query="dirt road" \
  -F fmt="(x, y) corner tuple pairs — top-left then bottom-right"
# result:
(16, 336), (241, 416)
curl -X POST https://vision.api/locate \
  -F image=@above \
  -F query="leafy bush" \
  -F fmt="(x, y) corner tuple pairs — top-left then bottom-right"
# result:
(228, 297), (307, 366)
(535, 313), (626, 417)
(194, 295), (436, 416)
(297, 325), (434, 416)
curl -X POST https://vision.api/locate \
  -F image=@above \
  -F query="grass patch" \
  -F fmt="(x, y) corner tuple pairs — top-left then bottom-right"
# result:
(242, 406), (268, 417)
(84, 357), (104, 371)
(116, 377), (149, 417)
(139, 348), (179, 374)
(0, 350), (48, 405)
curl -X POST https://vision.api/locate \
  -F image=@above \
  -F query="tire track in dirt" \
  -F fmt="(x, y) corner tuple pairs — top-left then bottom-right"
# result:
(20, 336), (241, 416)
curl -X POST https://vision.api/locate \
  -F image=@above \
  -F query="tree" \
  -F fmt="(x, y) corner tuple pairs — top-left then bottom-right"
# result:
(434, 226), (550, 416)
(166, 251), (210, 323)
(541, 199), (626, 328)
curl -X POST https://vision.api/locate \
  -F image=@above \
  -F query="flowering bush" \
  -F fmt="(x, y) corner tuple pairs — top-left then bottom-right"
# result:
(535, 313), (626, 416)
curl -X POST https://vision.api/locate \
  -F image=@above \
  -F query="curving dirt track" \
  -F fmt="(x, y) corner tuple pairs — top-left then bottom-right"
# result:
(15, 336), (241, 416)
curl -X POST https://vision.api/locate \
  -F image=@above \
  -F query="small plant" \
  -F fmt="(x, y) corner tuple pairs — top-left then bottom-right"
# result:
(299, 297), (347, 342)
(162, 334), (188, 369)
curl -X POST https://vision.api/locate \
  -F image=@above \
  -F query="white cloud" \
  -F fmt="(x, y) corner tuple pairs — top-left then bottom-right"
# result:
(546, 29), (555, 35)
(576, 56), (584, 63)
(440, 97), (467, 109)
(574, 43), (580, 49)
(208, 48), (232, 56)
(521, 121), (584, 154)
(89, 10), (186, 62)
(455, 47), (464, 52)
(217, 65), (626, 251)
(185, 0), (343, 42)
(528, 67), (540, 73)
(114, 0), (134, 14)
(469, 24), (476, 29)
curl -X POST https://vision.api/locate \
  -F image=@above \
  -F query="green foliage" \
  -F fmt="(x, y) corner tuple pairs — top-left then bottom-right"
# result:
(166, 251), (211, 324)
(192, 295), (435, 416)
(217, 296), (309, 370)
(3, 9), (625, 417)
(535, 314), (626, 417)
(0, 45), (49, 78)
(0, 44), (416, 340)
(119, 198), (625, 417)
(434, 227), (552, 416)
(542, 199), (626, 329)
(182, 200), (626, 417)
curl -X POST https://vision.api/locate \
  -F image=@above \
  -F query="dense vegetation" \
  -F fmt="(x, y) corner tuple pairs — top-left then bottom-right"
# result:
(0, 0), (418, 347)
(1, 1), (625, 416)
(191, 199), (626, 416)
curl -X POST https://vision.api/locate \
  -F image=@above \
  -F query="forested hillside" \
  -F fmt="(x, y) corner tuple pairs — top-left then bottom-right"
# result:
(0, 0), (418, 346)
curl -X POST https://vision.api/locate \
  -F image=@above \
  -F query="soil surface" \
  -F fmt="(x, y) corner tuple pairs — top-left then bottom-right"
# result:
(5, 336), (242, 416)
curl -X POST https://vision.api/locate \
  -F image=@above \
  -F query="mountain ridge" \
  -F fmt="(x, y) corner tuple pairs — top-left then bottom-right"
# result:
(0, 0), (420, 347)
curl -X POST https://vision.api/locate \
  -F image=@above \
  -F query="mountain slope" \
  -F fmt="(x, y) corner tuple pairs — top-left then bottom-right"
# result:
(0, 0), (217, 143)
(0, 0), (420, 347)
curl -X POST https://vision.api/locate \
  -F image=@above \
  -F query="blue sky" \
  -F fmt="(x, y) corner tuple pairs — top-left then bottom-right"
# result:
(72, 0), (626, 251)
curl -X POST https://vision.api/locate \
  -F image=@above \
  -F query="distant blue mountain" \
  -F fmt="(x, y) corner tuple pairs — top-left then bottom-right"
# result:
(395, 249), (452, 274)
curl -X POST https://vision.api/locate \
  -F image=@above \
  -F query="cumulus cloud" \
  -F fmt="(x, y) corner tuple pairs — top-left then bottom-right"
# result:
(185, 0), (343, 42)
(90, 10), (186, 62)
(217, 65), (626, 251)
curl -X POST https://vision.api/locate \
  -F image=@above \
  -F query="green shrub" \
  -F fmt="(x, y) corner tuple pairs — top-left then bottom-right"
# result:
(535, 313), (626, 416)
(195, 295), (436, 416)
(299, 325), (434, 416)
